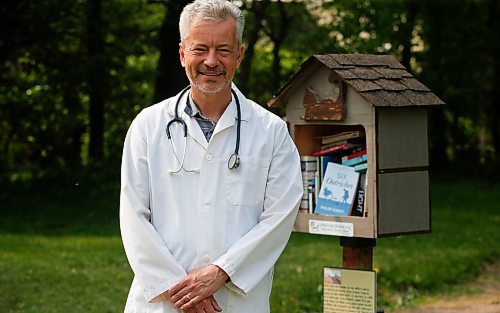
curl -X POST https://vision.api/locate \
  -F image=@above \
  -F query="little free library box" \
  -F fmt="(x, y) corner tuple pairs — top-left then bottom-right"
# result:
(269, 54), (444, 239)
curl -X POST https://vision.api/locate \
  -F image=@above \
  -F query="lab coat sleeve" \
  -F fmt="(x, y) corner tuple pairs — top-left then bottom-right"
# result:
(212, 120), (303, 295)
(120, 113), (187, 302)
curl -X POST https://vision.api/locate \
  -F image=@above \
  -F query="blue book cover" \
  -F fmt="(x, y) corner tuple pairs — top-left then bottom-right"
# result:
(314, 162), (360, 216)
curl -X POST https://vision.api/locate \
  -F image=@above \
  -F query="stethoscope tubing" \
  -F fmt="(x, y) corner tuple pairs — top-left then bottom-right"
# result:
(166, 86), (241, 172)
(166, 86), (190, 140)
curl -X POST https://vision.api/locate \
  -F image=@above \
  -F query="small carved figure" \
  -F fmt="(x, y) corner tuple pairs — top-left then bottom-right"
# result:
(301, 75), (345, 121)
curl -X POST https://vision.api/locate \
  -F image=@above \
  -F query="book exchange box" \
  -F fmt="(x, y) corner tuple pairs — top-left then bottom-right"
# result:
(268, 54), (444, 238)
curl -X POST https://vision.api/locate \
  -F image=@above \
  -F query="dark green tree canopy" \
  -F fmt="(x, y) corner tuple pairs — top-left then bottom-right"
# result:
(1, 0), (498, 184)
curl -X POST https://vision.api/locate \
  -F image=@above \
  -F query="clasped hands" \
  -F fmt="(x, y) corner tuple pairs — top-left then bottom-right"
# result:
(166, 264), (229, 313)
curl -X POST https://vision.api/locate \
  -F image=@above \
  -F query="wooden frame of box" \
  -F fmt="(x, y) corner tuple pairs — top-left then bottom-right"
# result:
(269, 54), (444, 238)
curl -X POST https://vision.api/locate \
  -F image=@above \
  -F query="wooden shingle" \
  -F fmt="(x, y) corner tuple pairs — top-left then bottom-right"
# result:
(375, 79), (407, 91)
(373, 67), (413, 79)
(400, 78), (431, 91)
(348, 67), (381, 80)
(347, 79), (383, 92)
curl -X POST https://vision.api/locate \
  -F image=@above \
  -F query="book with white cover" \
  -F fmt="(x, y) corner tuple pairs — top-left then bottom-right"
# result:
(314, 162), (360, 216)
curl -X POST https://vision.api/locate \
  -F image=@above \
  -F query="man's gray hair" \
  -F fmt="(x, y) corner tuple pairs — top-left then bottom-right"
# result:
(179, 0), (245, 44)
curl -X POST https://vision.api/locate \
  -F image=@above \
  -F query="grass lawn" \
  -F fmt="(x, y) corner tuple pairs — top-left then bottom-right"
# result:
(0, 177), (498, 312)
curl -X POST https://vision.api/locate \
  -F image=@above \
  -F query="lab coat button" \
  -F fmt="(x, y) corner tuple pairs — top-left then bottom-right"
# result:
(206, 154), (213, 161)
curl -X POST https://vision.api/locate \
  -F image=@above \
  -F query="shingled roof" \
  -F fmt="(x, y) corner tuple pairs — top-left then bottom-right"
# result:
(268, 54), (445, 108)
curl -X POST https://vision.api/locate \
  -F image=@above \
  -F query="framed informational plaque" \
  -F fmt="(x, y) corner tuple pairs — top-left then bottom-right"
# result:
(323, 267), (376, 313)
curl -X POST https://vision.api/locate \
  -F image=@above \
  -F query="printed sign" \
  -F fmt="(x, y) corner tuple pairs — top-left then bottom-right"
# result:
(323, 267), (376, 313)
(309, 220), (354, 237)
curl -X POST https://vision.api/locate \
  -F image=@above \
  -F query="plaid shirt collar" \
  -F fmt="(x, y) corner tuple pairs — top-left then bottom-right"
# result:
(184, 94), (217, 142)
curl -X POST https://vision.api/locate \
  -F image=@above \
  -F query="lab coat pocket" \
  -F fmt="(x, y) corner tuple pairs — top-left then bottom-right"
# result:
(225, 156), (270, 206)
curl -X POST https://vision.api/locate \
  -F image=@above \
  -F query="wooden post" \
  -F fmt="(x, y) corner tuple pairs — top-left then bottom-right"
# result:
(340, 237), (383, 313)
(340, 237), (375, 270)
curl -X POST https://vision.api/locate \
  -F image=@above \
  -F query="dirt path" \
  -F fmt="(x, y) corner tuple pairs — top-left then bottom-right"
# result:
(393, 262), (500, 313)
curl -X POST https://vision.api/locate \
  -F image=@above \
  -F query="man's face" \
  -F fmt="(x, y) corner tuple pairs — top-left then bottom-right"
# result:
(179, 18), (244, 94)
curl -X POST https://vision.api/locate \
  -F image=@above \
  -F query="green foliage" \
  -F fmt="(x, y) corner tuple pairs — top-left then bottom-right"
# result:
(1, 0), (499, 182)
(416, 0), (499, 165)
(0, 0), (164, 179)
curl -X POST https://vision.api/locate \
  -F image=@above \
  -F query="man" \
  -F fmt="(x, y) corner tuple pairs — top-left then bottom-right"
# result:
(120, 1), (303, 312)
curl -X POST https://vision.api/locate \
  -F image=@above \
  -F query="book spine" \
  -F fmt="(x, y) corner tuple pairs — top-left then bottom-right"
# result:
(302, 172), (315, 209)
(341, 153), (367, 167)
(354, 162), (368, 173)
(308, 184), (314, 214)
(320, 140), (348, 150)
(300, 155), (318, 172)
(321, 131), (361, 144)
(311, 143), (350, 156)
(342, 149), (367, 162)
(351, 174), (366, 217)
(300, 156), (318, 214)
(314, 171), (320, 207)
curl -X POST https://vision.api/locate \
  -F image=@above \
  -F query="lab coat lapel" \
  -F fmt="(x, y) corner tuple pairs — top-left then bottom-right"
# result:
(214, 86), (252, 136)
(213, 98), (237, 136)
(182, 110), (209, 150)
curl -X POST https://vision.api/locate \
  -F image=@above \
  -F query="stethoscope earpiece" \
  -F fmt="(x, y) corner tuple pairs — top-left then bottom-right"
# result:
(167, 86), (242, 173)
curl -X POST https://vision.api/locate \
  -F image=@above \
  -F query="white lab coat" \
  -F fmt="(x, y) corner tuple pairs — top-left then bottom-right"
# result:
(120, 85), (303, 313)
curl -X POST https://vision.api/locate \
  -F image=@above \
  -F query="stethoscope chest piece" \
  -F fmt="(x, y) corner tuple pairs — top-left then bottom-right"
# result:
(228, 153), (240, 170)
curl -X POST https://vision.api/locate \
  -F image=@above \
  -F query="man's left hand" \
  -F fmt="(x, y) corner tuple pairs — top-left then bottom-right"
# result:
(168, 264), (229, 311)
(182, 295), (222, 313)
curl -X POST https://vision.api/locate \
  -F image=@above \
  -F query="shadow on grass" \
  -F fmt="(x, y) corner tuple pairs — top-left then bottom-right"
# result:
(0, 176), (121, 237)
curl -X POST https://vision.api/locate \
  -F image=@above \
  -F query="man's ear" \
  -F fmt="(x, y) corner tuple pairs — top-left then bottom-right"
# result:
(236, 44), (245, 68)
(179, 42), (186, 67)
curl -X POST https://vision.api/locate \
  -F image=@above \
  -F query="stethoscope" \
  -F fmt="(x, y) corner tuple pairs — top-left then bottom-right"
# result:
(166, 86), (241, 174)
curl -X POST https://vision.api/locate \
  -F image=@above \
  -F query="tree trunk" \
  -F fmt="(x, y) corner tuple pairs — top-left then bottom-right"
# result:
(152, 1), (190, 104)
(486, 0), (499, 162)
(423, 1), (448, 168)
(401, 0), (418, 70)
(265, 0), (290, 93)
(63, 85), (84, 167)
(238, 0), (270, 95)
(87, 0), (105, 161)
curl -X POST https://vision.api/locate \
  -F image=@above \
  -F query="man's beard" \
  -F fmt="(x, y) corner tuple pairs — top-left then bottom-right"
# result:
(187, 66), (232, 94)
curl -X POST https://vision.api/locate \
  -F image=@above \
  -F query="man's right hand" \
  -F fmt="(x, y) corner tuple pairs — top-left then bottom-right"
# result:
(168, 265), (228, 311)
(182, 295), (222, 313)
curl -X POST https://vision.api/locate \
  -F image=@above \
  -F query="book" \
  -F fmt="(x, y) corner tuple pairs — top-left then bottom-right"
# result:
(320, 137), (365, 150)
(301, 155), (318, 172)
(308, 183), (314, 214)
(341, 153), (367, 167)
(321, 130), (363, 145)
(301, 171), (316, 210)
(354, 162), (367, 173)
(311, 143), (360, 157)
(351, 174), (366, 217)
(314, 162), (360, 216)
(300, 156), (319, 213)
(317, 155), (335, 185)
(341, 149), (367, 162)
